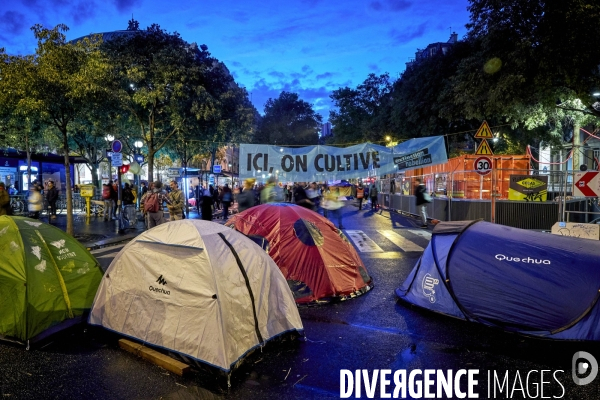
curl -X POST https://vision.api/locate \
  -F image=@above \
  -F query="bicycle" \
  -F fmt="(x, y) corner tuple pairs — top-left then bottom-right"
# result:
(82, 200), (105, 217)
(9, 196), (27, 215)
(40, 198), (65, 219)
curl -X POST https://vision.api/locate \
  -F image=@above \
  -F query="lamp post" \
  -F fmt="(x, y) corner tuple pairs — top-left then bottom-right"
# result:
(134, 140), (143, 209)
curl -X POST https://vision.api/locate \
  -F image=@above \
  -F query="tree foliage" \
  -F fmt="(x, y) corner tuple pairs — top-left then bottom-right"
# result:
(2, 24), (110, 234)
(102, 24), (254, 181)
(255, 91), (322, 146)
(327, 0), (600, 153)
(329, 73), (392, 144)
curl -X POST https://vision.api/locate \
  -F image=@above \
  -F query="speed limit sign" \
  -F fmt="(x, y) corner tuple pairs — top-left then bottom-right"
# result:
(474, 156), (492, 176)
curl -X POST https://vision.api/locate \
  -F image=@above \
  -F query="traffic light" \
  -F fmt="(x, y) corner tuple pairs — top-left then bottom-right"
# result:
(120, 164), (130, 174)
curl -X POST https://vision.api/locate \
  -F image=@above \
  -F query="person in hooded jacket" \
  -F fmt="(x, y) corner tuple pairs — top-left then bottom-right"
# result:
(201, 186), (214, 220)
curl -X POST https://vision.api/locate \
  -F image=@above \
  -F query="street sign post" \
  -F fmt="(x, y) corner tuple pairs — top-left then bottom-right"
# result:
(167, 168), (181, 177)
(474, 121), (494, 139)
(111, 140), (123, 153)
(474, 156), (492, 176)
(475, 140), (494, 155)
(111, 153), (123, 167)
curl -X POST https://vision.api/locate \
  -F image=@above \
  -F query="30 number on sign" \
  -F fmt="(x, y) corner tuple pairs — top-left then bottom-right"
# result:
(474, 156), (492, 176)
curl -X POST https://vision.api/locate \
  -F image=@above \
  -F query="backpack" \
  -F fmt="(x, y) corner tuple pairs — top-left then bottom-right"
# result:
(145, 193), (160, 213)
(102, 185), (111, 200)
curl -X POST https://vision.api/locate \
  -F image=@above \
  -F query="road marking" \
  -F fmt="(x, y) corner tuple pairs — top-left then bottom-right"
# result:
(380, 230), (424, 252)
(407, 229), (432, 239)
(345, 230), (383, 252)
(90, 244), (126, 254)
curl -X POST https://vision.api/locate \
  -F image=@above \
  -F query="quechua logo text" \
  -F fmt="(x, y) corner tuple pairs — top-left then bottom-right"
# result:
(150, 275), (170, 295)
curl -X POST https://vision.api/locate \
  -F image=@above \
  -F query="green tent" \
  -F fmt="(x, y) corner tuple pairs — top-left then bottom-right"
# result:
(0, 216), (103, 346)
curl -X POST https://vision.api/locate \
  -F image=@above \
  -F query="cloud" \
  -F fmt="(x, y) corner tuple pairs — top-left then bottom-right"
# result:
(369, 1), (384, 11)
(316, 72), (334, 80)
(242, 66), (351, 119)
(370, 0), (412, 12)
(268, 71), (286, 78)
(0, 11), (27, 36)
(388, 0), (412, 11)
(72, 1), (97, 25)
(389, 22), (427, 44)
(368, 63), (379, 72)
(231, 11), (249, 23)
(111, 0), (142, 13)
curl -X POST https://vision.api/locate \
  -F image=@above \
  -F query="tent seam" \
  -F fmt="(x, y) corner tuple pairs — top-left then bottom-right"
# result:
(217, 232), (264, 344)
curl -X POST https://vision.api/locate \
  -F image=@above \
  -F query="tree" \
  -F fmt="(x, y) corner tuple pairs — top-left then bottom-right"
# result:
(2, 25), (110, 234)
(256, 91), (322, 146)
(451, 0), (600, 144)
(329, 73), (392, 144)
(103, 25), (254, 182)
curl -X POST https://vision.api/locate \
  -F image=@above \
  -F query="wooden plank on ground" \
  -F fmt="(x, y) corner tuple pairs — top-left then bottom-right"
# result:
(118, 338), (190, 376)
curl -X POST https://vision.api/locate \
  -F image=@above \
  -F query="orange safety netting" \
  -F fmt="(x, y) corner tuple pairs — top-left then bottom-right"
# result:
(403, 155), (531, 199)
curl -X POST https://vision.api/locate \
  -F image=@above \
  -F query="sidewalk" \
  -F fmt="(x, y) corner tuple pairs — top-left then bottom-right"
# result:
(44, 206), (235, 250)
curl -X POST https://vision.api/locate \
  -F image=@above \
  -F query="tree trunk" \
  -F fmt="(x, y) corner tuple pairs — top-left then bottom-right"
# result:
(62, 130), (74, 235)
(147, 147), (155, 185)
(91, 163), (100, 189)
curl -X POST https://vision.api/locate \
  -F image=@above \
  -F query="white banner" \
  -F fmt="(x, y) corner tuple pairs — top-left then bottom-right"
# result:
(239, 136), (447, 182)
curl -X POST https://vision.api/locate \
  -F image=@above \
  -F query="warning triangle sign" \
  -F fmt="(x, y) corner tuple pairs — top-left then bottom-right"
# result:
(475, 139), (494, 155)
(474, 121), (494, 139)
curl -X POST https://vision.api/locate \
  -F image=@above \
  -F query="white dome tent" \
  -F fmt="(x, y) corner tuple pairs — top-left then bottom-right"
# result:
(89, 220), (303, 373)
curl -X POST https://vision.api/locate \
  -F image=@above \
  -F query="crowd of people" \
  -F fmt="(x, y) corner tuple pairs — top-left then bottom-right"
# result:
(1, 176), (389, 231)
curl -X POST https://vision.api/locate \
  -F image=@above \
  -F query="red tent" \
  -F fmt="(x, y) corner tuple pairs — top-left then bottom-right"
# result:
(225, 203), (373, 304)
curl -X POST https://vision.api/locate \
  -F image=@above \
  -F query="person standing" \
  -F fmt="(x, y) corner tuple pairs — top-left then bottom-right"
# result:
(0, 182), (9, 216)
(220, 183), (233, 220)
(102, 182), (115, 221)
(212, 185), (221, 211)
(369, 182), (379, 210)
(322, 184), (345, 230)
(306, 182), (320, 211)
(201, 185), (214, 221)
(261, 177), (277, 204)
(45, 181), (59, 220)
(28, 185), (43, 219)
(141, 181), (171, 228)
(415, 178), (430, 228)
(122, 183), (136, 225)
(111, 180), (118, 219)
(293, 183), (313, 209)
(167, 180), (184, 221)
(141, 182), (148, 197)
(236, 179), (256, 213)
(356, 183), (365, 210)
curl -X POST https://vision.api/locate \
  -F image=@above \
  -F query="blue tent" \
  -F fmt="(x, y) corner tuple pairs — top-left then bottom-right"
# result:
(396, 220), (600, 340)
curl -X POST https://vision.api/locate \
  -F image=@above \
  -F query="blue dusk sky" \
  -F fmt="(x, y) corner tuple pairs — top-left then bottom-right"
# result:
(0, 0), (471, 120)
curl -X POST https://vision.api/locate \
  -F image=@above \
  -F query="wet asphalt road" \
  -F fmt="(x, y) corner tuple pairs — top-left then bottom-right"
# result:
(2, 205), (600, 399)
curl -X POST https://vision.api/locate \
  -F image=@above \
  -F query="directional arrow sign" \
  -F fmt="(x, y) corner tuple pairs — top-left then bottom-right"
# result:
(574, 172), (600, 197)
